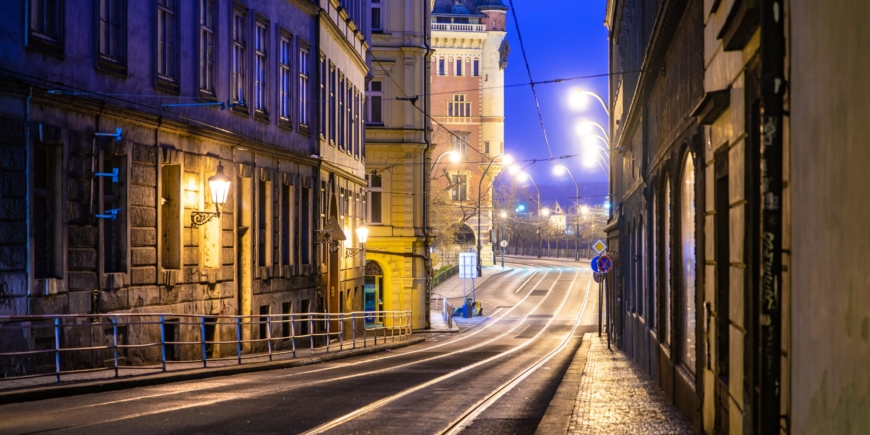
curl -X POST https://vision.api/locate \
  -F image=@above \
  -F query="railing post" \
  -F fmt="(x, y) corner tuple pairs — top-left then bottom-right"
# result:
(309, 315), (314, 354)
(236, 317), (242, 365)
(339, 313), (344, 351)
(363, 318), (367, 348)
(266, 315), (273, 361)
(201, 316), (207, 368)
(352, 313), (356, 349)
(326, 314), (331, 352)
(392, 313), (396, 343)
(160, 315), (167, 372)
(54, 317), (61, 382)
(290, 314), (297, 358)
(113, 316), (119, 378)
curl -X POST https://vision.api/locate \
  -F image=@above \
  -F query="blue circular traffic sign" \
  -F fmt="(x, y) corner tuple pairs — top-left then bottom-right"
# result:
(597, 255), (613, 274)
(590, 256), (601, 273)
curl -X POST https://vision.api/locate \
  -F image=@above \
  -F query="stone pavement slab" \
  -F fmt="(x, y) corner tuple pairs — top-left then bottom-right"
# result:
(539, 334), (696, 435)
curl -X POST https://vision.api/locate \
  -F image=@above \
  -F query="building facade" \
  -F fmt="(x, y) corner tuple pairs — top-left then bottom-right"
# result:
(364, 0), (432, 329)
(0, 0), (367, 361)
(429, 0), (509, 267)
(607, 0), (870, 433)
(604, 0), (708, 429)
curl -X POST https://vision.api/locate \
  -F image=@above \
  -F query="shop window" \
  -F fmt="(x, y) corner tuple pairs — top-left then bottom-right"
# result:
(680, 157), (697, 372)
(32, 144), (63, 279)
(161, 164), (182, 270)
(102, 153), (127, 273)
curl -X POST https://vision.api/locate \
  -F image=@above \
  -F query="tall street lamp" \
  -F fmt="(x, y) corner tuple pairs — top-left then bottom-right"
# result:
(553, 164), (581, 261)
(573, 89), (610, 116)
(430, 150), (460, 172)
(516, 172), (541, 258)
(578, 119), (609, 140)
(476, 154), (512, 277)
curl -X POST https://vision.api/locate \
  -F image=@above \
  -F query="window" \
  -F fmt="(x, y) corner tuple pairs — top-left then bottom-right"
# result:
(254, 20), (268, 114)
(28, 0), (64, 55)
(367, 174), (383, 224)
(319, 56), (326, 137)
(353, 87), (360, 158)
(371, 0), (382, 31)
(279, 34), (292, 123)
(338, 73), (345, 150)
(455, 59), (462, 76)
(161, 165), (181, 270)
(347, 81), (353, 154)
(102, 153), (127, 274)
(258, 179), (271, 268)
(664, 178), (671, 345)
(367, 81), (383, 124)
(438, 58), (445, 76)
(259, 305), (270, 339)
(281, 183), (292, 266)
(483, 141), (490, 154)
(157, 0), (177, 84)
(199, 0), (215, 95)
(300, 186), (311, 264)
(448, 95), (471, 118)
(282, 302), (291, 338)
(97, 0), (126, 71)
(298, 44), (310, 126)
(451, 174), (468, 201)
(473, 59), (479, 76)
(231, 9), (246, 104)
(32, 144), (62, 279)
(450, 133), (469, 157)
(680, 157), (697, 372)
(329, 64), (336, 143)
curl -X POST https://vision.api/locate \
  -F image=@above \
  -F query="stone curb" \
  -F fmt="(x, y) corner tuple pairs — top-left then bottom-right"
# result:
(535, 332), (593, 435)
(0, 336), (426, 405)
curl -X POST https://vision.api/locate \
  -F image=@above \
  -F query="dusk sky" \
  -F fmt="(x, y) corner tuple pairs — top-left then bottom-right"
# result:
(501, 0), (610, 206)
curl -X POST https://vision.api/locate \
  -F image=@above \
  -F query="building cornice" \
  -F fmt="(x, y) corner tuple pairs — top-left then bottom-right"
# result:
(318, 10), (368, 74)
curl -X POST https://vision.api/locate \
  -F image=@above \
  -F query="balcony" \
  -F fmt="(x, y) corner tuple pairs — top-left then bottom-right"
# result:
(431, 23), (486, 32)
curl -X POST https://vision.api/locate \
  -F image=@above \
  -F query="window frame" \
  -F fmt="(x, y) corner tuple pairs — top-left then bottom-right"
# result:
(27, 0), (65, 57)
(319, 54), (326, 138)
(156, 0), (180, 92)
(298, 41), (311, 131)
(450, 173), (468, 202)
(198, 0), (216, 98)
(448, 94), (471, 118)
(450, 133), (469, 158)
(95, 0), (128, 75)
(230, 6), (248, 113)
(473, 59), (479, 77)
(253, 17), (269, 120)
(371, 0), (382, 32)
(455, 58), (462, 76)
(278, 30), (293, 129)
(366, 173), (384, 225)
(367, 80), (383, 125)
(438, 58), (445, 76)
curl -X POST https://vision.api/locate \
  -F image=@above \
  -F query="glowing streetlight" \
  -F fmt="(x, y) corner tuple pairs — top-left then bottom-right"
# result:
(430, 150), (460, 172)
(569, 89), (610, 116)
(577, 119), (609, 139)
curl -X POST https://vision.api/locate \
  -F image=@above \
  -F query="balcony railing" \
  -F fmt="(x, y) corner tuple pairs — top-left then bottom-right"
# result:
(431, 23), (486, 32)
(0, 311), (412, 384)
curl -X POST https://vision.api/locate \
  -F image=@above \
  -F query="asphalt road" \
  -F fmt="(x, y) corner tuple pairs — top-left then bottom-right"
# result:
(0, 257), (597, 435)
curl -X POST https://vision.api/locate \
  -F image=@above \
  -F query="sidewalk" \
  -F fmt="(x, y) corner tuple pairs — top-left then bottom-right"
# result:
(424, 265), (514, 333)
(538, 334), (695, 435)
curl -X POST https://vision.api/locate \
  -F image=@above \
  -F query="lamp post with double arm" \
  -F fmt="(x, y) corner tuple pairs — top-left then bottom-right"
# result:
(553, 164), (581, 261)
(476, 154), (512, 277)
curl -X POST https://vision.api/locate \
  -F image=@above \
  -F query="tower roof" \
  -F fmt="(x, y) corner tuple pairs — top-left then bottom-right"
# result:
(476, 0), (510, 11)
(432, 0), (487, 17)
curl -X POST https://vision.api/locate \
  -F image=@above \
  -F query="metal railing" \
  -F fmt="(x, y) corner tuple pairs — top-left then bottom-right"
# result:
(431, 265), (458, 288)
(0, 311), (412, 383)
(443, 300), (454, 329)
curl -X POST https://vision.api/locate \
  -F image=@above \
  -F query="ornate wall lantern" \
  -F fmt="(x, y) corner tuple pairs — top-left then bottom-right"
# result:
(191, 162), (231, 227)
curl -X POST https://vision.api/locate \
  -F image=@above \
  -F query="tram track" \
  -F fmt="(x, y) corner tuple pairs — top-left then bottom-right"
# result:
(2, 261), (583, 434)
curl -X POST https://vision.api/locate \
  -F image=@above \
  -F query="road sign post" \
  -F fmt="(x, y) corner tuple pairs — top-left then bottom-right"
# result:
(459, 252), (478, 318)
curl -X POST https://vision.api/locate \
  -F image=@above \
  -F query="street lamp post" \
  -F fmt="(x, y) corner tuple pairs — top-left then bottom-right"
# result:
(430, 150), (460, 172)
(476, 154), (512, 277)
(516, 172), (542, 258)
(553, 165), (580, 261)
(576, 89), (610, 116)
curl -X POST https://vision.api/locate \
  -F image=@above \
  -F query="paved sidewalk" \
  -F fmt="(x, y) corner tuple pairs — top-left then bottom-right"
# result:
(539, 334), (696, 435)
(423, 265), (514, 333)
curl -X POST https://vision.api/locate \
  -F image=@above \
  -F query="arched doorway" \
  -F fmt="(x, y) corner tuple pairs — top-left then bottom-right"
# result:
(455, 224), (475, 245)
(364, 260), (385, 327)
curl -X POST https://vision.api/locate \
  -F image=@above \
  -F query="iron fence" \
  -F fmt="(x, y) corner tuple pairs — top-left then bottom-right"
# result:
(0, 310), (412, 383)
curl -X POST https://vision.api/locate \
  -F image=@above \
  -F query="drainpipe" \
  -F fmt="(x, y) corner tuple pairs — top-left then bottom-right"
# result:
(421, 0), (433, 329)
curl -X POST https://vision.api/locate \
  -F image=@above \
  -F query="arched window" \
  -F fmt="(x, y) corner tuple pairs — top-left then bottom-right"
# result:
(664, 178), (671, 345)
(680, 157), (697, 372)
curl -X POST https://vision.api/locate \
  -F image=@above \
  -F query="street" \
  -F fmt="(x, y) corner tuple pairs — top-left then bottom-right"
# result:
(0, 259), (599, 434)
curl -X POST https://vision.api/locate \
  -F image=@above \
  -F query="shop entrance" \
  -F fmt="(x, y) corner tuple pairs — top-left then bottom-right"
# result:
(364, 260), (384, 328)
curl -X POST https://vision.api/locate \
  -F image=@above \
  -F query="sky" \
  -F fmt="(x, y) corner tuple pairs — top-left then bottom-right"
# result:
(500, 0), (610, 208)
